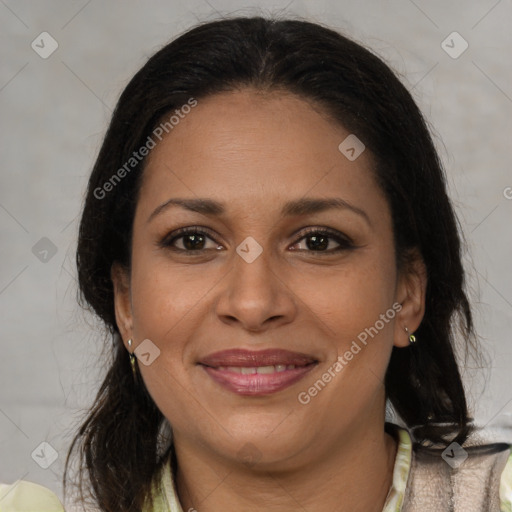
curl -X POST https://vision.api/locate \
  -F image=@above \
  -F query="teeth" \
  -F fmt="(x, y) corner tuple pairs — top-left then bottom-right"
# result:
(256, 365), (275, 374)
(216, 365), (298, 373)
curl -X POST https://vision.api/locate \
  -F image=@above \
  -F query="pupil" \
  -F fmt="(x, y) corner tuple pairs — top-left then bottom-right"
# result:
(184, 234), (204, 250)
(307, 235), (328, 251)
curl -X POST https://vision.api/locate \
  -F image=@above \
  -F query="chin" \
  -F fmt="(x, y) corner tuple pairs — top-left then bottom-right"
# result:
(210, 421), (307, 468)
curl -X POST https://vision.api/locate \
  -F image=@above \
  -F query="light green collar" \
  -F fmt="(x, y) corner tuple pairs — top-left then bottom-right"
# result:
(382, 425), (413, 512)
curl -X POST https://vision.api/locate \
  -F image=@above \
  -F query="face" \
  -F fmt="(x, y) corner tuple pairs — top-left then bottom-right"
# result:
(112, 88), (426, 470)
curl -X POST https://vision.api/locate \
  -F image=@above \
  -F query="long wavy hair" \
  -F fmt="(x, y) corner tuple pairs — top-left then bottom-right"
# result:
(65, 15), (482, 512)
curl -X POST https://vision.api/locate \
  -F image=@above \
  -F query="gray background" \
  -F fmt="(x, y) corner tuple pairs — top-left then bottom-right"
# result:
(1, 0), (511, 506)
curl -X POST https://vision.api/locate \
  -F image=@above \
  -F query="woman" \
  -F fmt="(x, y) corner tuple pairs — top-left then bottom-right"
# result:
(2, 15), (510, 512)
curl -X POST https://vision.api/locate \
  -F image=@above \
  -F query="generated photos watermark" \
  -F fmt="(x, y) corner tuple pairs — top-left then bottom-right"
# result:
(298, 302), (402, 405)
(93, 97), (198, 200)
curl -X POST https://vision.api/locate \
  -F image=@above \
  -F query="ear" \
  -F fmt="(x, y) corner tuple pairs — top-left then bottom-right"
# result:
(111, 261), (133, 349)
(393, 248), (427, 348)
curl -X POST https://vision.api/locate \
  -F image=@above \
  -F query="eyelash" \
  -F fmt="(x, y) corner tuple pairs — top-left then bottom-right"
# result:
(158, 226), (355, 255)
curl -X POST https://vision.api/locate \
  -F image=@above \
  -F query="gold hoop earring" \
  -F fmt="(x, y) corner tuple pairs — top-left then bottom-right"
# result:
(404, 327), (416, 344)
(127, 339), (137, 377)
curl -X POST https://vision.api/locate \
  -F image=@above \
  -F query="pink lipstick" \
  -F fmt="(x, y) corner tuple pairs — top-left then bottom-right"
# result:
(199, 349), (317, 396)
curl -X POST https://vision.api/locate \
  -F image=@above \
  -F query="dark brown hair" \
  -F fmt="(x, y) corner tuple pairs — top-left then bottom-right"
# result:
(66, 15), (481, 511)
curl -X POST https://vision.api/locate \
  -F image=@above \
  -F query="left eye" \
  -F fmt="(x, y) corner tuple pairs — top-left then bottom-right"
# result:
(290, 228), (353, 253)
(159, 227), (353, 254)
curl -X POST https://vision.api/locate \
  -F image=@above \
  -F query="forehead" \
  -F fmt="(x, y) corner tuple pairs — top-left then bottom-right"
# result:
(137, 88), (384, 221)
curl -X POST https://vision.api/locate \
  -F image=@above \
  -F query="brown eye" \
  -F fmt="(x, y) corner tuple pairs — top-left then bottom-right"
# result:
(291, 228), (354, 253)
(176, 232), (208, 250)
(159, 227), (222, 253)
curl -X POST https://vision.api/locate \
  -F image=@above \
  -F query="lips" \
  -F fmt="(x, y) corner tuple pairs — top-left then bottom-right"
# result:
(199, 349), (318, 396)
(200, 348), (316, 368)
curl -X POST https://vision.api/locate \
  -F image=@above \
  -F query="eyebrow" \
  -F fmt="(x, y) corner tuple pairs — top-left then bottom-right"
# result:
(147, 197), (371, 226)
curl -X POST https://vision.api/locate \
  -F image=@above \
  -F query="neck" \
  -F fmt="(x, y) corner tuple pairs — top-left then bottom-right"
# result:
(173, 419), (398, 512)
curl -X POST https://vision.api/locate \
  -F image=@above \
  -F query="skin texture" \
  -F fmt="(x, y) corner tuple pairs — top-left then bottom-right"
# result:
(112, 88), (427, 511)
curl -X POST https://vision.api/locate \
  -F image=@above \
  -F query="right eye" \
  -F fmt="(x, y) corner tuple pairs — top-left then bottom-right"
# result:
(159, 226), (223, 254)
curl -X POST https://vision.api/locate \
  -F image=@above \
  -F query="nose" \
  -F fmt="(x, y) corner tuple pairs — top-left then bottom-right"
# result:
(213, 244), (298, 334)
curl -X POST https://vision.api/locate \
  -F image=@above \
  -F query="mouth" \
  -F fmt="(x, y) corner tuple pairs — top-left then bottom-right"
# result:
(198, 349), (318, 396)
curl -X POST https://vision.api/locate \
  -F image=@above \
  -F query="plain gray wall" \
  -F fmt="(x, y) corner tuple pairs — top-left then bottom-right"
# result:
(1, 0), (511, 506)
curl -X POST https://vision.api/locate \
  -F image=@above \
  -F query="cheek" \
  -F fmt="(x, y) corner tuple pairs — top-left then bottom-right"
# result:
(127, 252), (206, 424)
(293, 248), (398, 401)
(129, 248), (211, 342)
(295, 251), (397, 338)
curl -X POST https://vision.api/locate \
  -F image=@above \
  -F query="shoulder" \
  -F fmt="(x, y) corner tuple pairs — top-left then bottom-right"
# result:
(0, 480), (65, 512)
(404, 439), (512, 512)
